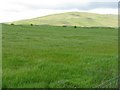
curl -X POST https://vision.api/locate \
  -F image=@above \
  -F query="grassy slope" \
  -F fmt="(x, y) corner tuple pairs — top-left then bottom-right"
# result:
(12, 12), (118, 27)
(3, 24), (118, 88)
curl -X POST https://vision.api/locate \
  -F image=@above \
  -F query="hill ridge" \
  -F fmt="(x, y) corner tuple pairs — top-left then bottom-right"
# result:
(11, 12), (118, 27)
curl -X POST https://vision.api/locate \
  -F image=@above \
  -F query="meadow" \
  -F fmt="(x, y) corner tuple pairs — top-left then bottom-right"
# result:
(2, 24), (118, 88)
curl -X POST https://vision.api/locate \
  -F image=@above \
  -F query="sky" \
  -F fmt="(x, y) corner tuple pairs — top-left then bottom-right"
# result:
(0, 0), (119, 23)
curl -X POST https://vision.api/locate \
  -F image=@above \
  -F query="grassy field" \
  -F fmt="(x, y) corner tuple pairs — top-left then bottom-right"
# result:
(0, 24), (2, 89)
(2, 24), (118, 88)
(12, 12), (118, 27)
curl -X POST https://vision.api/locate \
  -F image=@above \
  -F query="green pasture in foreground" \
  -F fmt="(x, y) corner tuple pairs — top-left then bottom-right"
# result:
(2, 24), (118, 88)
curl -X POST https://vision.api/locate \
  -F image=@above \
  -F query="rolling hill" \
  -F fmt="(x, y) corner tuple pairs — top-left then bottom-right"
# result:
(12, 12), (118, 27)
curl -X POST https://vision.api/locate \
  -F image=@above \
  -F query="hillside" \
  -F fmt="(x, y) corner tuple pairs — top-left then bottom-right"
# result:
(12, 12), (118, 27)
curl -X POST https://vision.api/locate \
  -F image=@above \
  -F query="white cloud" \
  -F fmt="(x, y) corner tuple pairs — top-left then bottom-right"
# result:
(88, 8), (118, 14)
(0, 0), (119, 23)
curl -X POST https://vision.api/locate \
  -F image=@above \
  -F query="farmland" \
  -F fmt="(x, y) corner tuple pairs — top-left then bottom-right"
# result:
(2, 24), (118, 88)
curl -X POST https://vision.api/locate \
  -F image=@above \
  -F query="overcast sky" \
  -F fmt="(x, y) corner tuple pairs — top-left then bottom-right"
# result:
(0, 0), (119, 23)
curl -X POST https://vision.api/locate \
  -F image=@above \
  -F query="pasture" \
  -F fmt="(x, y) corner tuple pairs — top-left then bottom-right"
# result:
(2, 24), (118, 88)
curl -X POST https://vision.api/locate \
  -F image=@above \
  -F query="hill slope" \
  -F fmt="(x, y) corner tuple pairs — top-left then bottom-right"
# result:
(12, 12), (118, 27)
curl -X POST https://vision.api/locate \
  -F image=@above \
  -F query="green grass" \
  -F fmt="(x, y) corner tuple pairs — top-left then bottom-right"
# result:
(2, 24), (118, 88)
(0, 24), (2, 89)
(11, 12), (118, 27)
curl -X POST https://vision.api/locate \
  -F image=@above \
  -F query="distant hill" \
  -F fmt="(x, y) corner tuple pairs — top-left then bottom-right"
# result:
(11, 12), (118, 27)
